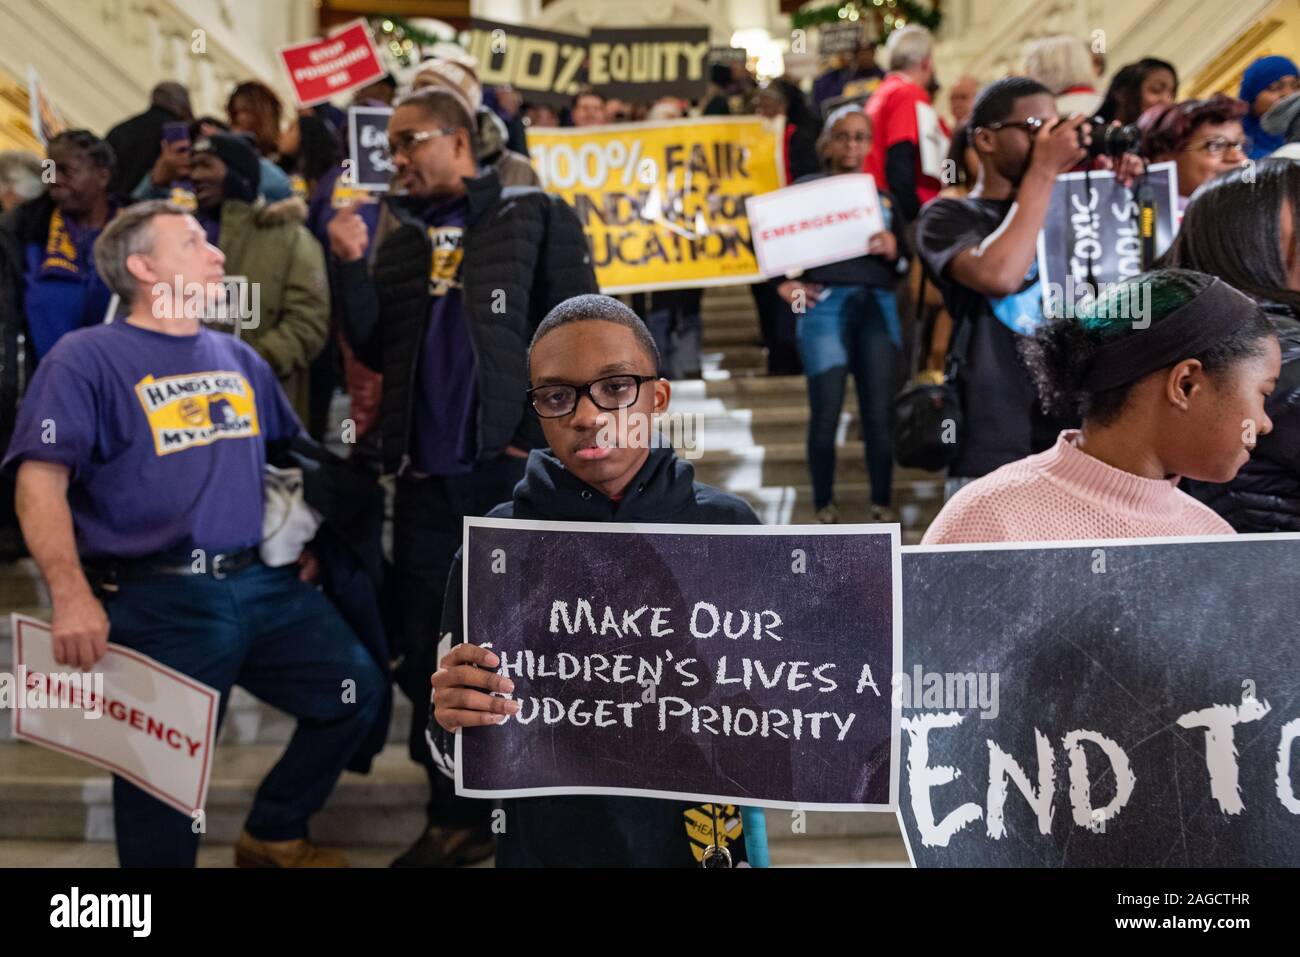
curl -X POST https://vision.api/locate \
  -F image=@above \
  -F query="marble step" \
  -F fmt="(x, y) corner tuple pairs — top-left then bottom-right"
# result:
(669, 375), (818, 409)
(732, 481), (945, 531)
(0, 607), (46, 649)
(677, 406), (861, 449)
(691, 440), (945, 491)
(701, 324), (762, 347)
(0, 740), (427, 846)
(0, 559), (45, 611)
(700, 308), (761, 328)
(701, 345), (766, 375)
(701, 286), (758, 305)
(216, 687), (413, 748)
(701, 308), (761, 326)
(0, 739), (903, 846)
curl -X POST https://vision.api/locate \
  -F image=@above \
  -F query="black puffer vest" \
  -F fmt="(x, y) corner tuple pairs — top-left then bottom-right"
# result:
(370, 170), (598, 474)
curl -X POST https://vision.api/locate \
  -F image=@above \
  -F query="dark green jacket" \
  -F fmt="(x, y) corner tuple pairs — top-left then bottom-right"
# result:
(215, 197), (329, 420)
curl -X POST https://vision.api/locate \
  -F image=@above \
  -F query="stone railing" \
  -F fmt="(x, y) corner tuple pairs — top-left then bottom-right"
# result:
(0, 0), (315, 137)
(931, 0), (1283, 98)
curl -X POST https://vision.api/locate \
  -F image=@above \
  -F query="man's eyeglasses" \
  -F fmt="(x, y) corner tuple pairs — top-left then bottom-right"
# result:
(527, 374), (658, 418)
(387, 128), (458, 157)
(981, 116), (1050, 136)
(1185, 136), (1249, 157)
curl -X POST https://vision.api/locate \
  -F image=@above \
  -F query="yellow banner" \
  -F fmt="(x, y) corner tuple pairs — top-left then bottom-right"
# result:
(528, 117), (786, 293)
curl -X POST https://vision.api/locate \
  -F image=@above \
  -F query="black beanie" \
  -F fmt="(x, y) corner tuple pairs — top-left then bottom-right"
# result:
(193, 132), (261, 201)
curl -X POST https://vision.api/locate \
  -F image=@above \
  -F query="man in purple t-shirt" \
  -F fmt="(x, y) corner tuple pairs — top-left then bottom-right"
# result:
(3, 200), (383, 869)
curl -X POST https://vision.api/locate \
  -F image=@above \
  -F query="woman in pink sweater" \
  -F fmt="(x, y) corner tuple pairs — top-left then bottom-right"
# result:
(923, 268), (1281, 543)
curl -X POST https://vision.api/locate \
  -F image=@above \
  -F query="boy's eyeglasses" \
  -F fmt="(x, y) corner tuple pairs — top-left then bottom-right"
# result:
(981, 116), (1049, 135)
(527, 375), (658, 418)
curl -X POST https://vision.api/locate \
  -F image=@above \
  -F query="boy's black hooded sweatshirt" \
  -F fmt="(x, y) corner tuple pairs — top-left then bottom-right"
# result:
(430, 446), (760, 867)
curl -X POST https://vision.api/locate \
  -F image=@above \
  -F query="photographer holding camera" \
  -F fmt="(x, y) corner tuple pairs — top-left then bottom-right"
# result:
(916, 77), (1143, 498)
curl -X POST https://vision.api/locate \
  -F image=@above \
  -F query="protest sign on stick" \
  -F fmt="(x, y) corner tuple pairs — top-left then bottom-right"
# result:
(26, 66), (65, 146)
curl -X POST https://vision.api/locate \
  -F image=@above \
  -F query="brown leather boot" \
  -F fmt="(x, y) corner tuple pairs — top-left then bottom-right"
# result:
(390, 824), (495, 868)
(235, 831), (349, 868)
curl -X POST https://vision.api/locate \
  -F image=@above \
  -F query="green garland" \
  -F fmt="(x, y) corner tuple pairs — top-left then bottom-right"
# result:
(370, 14), (467, 67)
(379, 14), (447, 49)
(792, 1), (942, 36)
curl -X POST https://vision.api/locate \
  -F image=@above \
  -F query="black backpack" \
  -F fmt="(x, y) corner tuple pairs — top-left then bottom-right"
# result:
(891, 271), (970, 472)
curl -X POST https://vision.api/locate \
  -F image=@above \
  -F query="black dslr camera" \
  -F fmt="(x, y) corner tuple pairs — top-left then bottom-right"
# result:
(1078, 115), (1142, 158)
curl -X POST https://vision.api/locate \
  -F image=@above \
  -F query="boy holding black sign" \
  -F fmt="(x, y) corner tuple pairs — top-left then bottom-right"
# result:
(429, 294), (765, 867)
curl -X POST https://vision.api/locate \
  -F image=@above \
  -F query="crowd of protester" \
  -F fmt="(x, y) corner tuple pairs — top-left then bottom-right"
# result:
(2, 19), (1300, 870)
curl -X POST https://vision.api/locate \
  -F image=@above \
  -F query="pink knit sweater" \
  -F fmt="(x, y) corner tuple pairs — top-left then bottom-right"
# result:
(922, 430), (1236, 544)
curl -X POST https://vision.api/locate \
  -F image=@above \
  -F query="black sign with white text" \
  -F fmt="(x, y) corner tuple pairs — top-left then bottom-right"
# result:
(346, 105), (393, 191)
(899, 536), (1300, 866)
(457, 519), (901, 810)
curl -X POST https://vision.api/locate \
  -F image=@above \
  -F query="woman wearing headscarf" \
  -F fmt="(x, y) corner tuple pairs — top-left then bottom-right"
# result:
(1239, 55), (1299, 159)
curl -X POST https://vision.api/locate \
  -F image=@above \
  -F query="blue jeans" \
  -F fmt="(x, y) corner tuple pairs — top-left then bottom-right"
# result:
(797, 285), (900, 510)
(104, 560), (384, 867)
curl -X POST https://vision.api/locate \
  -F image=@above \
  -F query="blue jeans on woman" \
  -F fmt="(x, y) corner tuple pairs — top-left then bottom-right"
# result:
(796, 284), (900, 511)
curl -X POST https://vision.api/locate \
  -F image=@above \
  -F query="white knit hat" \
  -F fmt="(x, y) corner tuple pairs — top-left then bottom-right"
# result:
(412, 57), (483, 118)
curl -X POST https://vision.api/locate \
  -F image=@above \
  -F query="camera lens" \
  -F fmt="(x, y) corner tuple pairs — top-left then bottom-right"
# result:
(1081, 115), (1142, 158)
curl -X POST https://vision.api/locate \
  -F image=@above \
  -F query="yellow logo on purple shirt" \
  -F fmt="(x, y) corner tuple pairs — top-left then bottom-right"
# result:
(168, 185), (198, 212)
(428, 226), (464, 297)
(134, 371), (260, 456)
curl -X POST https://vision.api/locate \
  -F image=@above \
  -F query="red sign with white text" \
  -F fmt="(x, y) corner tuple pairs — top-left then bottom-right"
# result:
(279, 18), (386, 108)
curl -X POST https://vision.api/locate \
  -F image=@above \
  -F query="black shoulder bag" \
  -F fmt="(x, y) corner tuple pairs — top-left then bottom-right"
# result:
(891, 269), (971, 471)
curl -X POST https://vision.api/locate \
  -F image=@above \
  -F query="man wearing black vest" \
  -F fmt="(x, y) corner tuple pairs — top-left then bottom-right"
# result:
(329, 86), (597, 867)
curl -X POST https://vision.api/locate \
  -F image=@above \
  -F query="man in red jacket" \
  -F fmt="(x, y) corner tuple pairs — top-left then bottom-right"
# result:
(863, 24), (944, 230)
